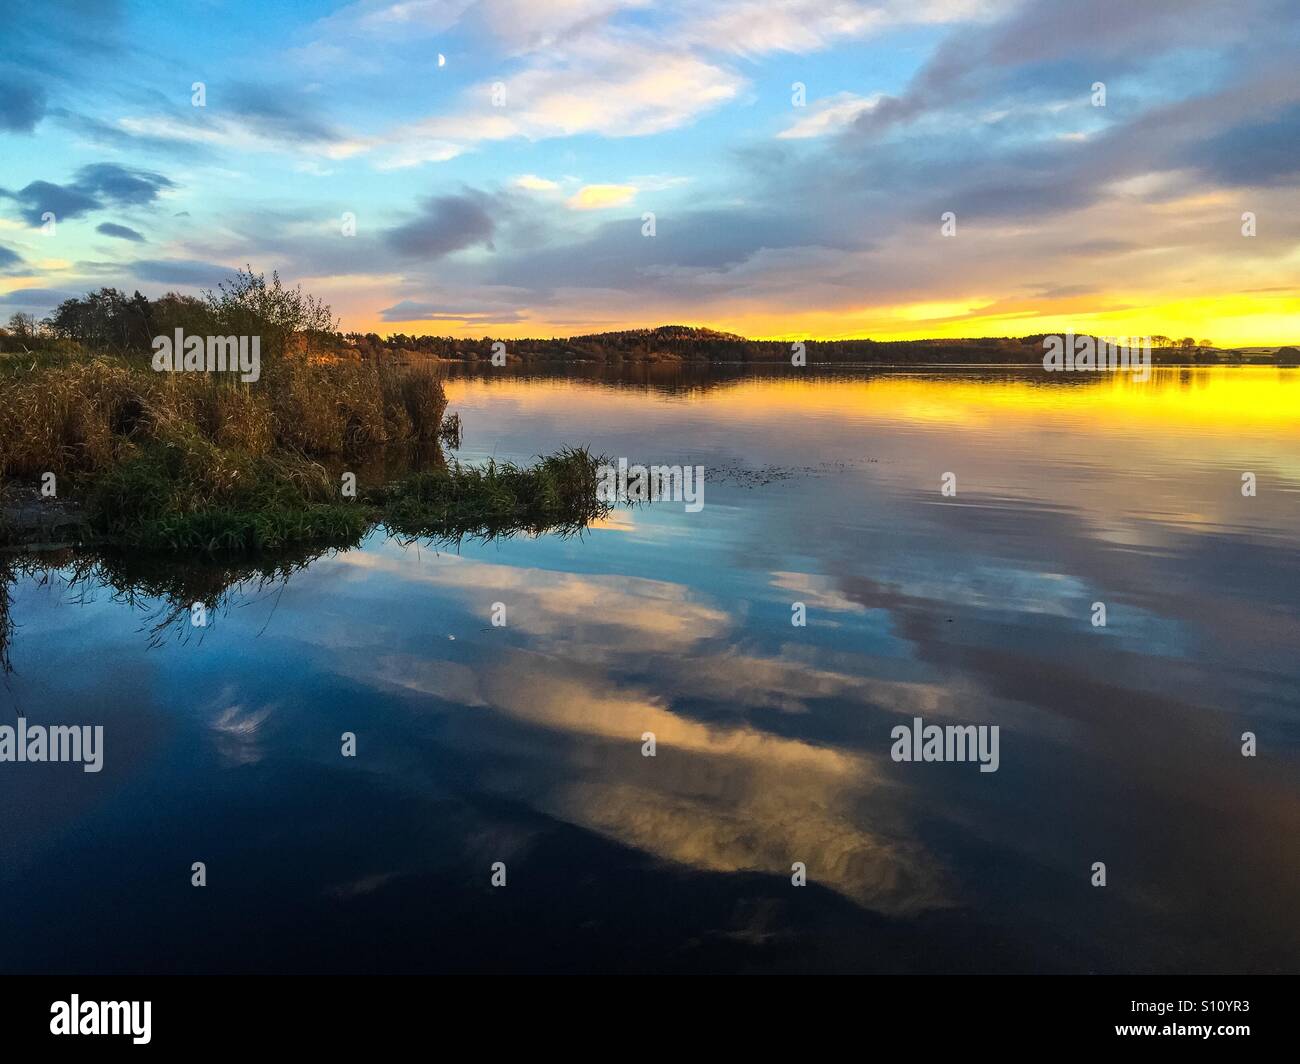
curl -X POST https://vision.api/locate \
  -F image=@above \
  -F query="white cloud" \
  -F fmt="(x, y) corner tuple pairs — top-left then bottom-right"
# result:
(513, 174), (561, 191)
(777, 92), (883, 138)
(374, 35), (744, 167)
(284, 0), (1013, 170)
(678, 0), (1013, 56)
(625, 173), (692, 192)
(302, 0), (649, 58)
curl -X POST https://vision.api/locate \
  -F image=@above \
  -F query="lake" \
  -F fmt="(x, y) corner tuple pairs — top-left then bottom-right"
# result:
(2, 364), (1297, 973)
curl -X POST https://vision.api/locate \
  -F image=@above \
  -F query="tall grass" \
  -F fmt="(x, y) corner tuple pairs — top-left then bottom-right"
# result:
(0, 353), (451, 478)
(1, 350), (610, 553)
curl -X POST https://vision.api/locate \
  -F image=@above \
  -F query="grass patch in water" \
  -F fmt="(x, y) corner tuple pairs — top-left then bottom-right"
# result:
(76, 438), (608, 551)
(378, 446), (607, 539)
(2, 348), (608, 552)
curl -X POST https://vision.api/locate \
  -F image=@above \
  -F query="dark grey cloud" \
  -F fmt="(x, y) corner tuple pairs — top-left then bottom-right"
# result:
(851, 0), (1264, 139)
(0, 287), (81, 308)
(0, 180), (100, 225)
(462, 23), (1296, 315)
(128, 259), (231, 287)
(224, 82), (342, 145)
(0, 1), (125, 73)
(75, 163), (175, 206)
(492, 206), (854, 296)
(0, 244), (23, 271)
(0, 75), (46, 132)
(775, 34), (1298, 238)
(384, 193), (496, 260)
(0, 163), (174, 226)
(96, 221), (146, 242)
(931, 166), (1098, 221)
(47, 82), (345, 159)
(1187, 103), (1300, 186)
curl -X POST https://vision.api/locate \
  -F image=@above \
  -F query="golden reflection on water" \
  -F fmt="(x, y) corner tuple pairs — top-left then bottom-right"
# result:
(417, 366), (1299, 930)
(700, 367), (1300, 432)
(7, 366), (1296, 970)
(446, 365), (1300, 433)
(335, 550), (949, 914)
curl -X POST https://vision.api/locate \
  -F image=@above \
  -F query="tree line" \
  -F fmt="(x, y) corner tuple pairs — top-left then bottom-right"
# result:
(0, 276), (1259, 364)
(0, 268), (336, 357)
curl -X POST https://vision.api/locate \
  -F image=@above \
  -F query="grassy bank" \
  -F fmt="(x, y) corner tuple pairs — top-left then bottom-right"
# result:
(0, 348), (608, 552)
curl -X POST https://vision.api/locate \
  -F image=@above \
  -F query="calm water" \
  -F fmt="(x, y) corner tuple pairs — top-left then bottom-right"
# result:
(2, 365), (1298, 973)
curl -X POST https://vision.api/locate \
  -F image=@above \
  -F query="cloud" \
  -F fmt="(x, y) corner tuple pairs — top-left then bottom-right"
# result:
(376, 36), (743, 167)
(566, 184), (636, 210)
(504, 41), (743, 136)
(96, 222), (146, 242)
(0, 1), (126, 87)
(224, 83), (343, 144)
(287, 0), (1002, 172)
(128, 259), (231, 286)
(777, 93), (882, 139)
(678, 0), (1011, 55)
(0, 244), (25, 272)
(46, 109), (207, 157)
(1186, 102), (1300, 187)
(118, 88), (369, 161)
(0, 287), (80, 309)
(493, 205), (851, 295)
(303, 0), (477, 44)
(0, 163), (173, 226)
(513, 174), (559, 191)
(378, 299), (525, 324)
(4, 0), (1297, 342)
(0, 180), (100, 225)
(847, 0), (1265, 139)
(304, 0), (638, 56)
(384, 192), (497, 259)
(68, 163), (175, 206)
(0, 74), (46, 132)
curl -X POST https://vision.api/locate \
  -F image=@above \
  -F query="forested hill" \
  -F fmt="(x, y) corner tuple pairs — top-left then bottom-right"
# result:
(345, 325), (1276, 365)
(8, 287), (1290, 365)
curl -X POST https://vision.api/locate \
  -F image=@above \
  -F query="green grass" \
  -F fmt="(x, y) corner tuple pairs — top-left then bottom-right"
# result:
(0, 445), (610, 670)
(21, 436), (610, 553)
(1, 347), (610, 553)
(377, 446), (608, 539)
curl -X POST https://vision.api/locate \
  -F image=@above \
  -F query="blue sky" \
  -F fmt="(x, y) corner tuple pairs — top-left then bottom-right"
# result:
(1, 0), (1298, 342)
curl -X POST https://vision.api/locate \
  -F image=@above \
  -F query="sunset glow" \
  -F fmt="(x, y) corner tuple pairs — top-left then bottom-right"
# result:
(2, 1), (1296, 345)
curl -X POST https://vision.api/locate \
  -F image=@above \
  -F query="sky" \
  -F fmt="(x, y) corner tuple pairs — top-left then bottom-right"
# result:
(1, 0), (1298, 344)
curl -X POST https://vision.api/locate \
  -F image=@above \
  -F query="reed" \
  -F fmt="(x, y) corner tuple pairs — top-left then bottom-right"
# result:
(1, 350), (607, 553)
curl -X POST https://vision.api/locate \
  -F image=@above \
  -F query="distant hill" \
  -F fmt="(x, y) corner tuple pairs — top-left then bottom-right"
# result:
(342, 328), (1292, 366)
(571, 325), (748, 343)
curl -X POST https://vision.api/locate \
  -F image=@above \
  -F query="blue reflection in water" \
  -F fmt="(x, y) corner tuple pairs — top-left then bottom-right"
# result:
(1, 365), (1297, 973)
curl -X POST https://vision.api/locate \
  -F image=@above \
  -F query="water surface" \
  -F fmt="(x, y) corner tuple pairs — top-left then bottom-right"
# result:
(2, 365), (1297, 973)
